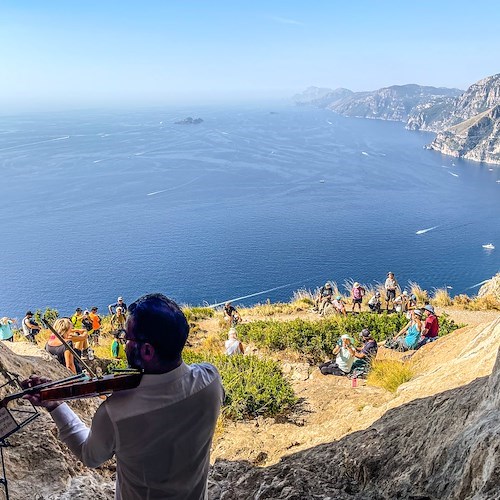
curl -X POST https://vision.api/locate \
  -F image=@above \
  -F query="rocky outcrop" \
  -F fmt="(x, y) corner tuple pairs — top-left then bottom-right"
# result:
(174, 117), (204, 124)
(293, 86), (353, 108)
(429, 104), (500, 164)
(479, 273), (500, 300)
(210, 318), (500, 499)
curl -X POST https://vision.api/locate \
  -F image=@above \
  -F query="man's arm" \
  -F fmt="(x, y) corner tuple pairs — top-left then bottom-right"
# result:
(50, 402), (116, 468)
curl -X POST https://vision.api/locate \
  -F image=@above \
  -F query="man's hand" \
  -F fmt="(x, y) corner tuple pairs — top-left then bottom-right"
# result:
(21, 375), (62, 412)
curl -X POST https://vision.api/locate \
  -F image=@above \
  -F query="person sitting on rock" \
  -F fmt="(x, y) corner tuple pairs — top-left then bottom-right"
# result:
(224, 327), (244, 356)
(316, 282), (334, 315)
(349, 329), (378, 378)
(368, 292), (382, 313)
(319, 334), (356, 376)
(386, 309), (424, 351)
(416, 305), (440, 349)
(351, 282), (366, 313)
(332, 295), (347, 316)
(223, 302), (241, 327)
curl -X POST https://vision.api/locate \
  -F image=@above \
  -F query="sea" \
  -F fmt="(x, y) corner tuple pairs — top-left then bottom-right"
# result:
(1, 104), (499, 319)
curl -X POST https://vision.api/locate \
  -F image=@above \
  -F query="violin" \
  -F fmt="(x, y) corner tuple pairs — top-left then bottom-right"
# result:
(3, 372), (142, 407)
(40, 372), (143, 402)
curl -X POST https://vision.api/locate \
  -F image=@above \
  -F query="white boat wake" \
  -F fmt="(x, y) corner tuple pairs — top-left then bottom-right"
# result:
(0, 135), (70, 152)
(147, 177), (201, 196)
(416, 226), (439, 235)
(467, 279), (490, 289)
(449, 172), (459, 178)
(361, 151), (369, 156)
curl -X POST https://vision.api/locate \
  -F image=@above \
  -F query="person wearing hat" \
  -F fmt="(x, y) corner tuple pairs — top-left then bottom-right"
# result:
(416, 305), (440, 349)
(368, 291), (382, 313)
(108, 296), (127, 316)
(22, 311), (41, 343)
(111, 306), (126, 333)
(319, 334), (356, 376)
(388, 309), (424, 351)
(332, 295), (347, 316)
(394, 290), (409, 313)
(71, 308), (85, 332)
(317, 282), (334, 315)
(384, 272), (399, 312)
(351, 282), (366, 313)
(350, 329), (378, 377)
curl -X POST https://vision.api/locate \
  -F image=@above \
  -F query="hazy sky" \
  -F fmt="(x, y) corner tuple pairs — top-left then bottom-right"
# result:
(1, 0), (499, 110)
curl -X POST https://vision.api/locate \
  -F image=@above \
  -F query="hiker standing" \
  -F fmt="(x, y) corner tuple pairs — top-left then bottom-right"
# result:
(111, 306), (126, 333)
(108, 296), (127, 316)
(384, 272), (399, 311)
(351, 282), (366, 313)
(89, 307), (102, 345)
(223, 302), (241, 327)
(0, 317), (16, 342)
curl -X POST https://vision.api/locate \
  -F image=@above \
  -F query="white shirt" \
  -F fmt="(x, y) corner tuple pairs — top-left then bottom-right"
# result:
(50, 362), (224, 500)
(225, 338), (242, 355)
(335, 346), (355, 373)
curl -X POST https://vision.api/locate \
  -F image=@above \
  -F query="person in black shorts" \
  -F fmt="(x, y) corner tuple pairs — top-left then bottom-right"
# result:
(384, 272), (398, 311)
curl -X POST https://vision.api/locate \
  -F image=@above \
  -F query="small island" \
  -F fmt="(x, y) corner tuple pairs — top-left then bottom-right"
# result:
(174, 117), (204, 125)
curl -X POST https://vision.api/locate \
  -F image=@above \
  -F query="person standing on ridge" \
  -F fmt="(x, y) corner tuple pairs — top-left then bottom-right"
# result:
(89, 307), (102, 345)
(109, 296), (127, 316)
(23, 293), (224, 500)
(111, 306), (126, 333)
(0, 317), (16, 342)
(351, 282), (366, 313)
(223, 302), (241, 327)
(384, 272), (399, 312)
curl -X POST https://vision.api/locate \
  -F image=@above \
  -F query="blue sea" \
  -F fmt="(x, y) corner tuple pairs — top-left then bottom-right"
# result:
(1, 104), (499, 318)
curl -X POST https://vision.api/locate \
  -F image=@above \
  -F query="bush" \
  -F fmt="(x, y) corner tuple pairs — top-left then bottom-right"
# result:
(432, 288), (453, 307)
(236, 313), (409, 361)
(34, 307), (59, 325)
(183, 351), (297, 420)
(438, 312), (464, 336)
(183, 306), (215, 322)
(367, 359), (414, 393)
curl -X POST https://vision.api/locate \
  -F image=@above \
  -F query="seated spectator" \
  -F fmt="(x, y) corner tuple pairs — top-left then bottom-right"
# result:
(351, 282), (366, 313)
(224, 327), (244, 356)
(416, 305), (440, 349)
(223, 302), (241, 326)
(368, 292), (382, 313)
(350, 328), (378, 378)
(0, 317), (15, 342)
(319, 334), (356, 376)
(111, 330), (127, 359)
(332, 296), (347, 316)
(385, 309), (423, 351)
(111, 306), (126, 333)
(316, 283), (334, 315)
(22, 311), (40, 343)
(394, 291), (409, 313)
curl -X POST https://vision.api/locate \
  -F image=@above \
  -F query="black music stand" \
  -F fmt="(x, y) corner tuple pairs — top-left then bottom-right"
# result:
(0, 371), (41, 500)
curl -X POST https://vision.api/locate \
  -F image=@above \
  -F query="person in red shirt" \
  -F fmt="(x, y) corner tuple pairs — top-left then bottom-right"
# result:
(417, 304), (440, 349)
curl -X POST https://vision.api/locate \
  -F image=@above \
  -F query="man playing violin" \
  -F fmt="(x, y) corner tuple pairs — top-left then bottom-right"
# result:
(23, 293), (224, 500)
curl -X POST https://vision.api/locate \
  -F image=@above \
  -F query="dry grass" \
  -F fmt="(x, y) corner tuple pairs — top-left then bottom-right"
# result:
(367, 359), (415, 393)
(409, 282), (429, 304)
(432, 288), (453, 307)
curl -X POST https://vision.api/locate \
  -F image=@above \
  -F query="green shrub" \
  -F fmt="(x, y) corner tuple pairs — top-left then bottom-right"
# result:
(183, 351), (297, 420)
(367, 359), (414, 393)
(183, 306), (215, 322)
(438, 312), (464, 336)
(236, 313), (408, 361)
(34, 307), (59, 325)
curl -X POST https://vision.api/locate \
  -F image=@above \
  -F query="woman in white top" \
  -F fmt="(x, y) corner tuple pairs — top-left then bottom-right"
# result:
(225, 328), (244, 356)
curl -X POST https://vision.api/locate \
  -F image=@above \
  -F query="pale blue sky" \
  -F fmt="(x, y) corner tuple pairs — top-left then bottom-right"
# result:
(1, 0), (499, 110)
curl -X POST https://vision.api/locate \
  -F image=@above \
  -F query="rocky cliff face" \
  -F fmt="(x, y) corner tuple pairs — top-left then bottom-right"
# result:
(293, 84), (461, 122)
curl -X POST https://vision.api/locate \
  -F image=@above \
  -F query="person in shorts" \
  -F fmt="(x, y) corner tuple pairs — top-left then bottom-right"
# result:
(351, 282), (366, 313)
(384, 272), (399, 311)
(22, 311), (41, 343)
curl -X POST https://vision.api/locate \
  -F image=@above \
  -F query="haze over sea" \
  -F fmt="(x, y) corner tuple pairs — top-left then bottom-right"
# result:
(1, 104), (499, 318)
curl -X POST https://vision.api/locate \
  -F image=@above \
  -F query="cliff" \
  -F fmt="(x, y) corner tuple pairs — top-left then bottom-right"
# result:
(293, 84), (461, 122)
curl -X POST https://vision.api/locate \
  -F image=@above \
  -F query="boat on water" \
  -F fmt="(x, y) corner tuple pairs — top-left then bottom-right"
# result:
(482, 243), (495, 250)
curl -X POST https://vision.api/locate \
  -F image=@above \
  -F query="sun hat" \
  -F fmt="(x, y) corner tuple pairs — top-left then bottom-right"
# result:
(336, 295), (341, 300)
(375, 291), (381, 296)
(402, 291), (408, 296)
(353, 282), (360, 287)
(423, 304), (435, 314)
(341, 334), (350, 340)
(413, 309), (423, 317)
(387, 271), (394, 276)
(83, 310), (89, 315)
(325, 282), (332, 288)
(26, 311), (33, 316)
(361, 328), (371, 338)
(118, 296), (124, 301)
(75, 307), (82, 312)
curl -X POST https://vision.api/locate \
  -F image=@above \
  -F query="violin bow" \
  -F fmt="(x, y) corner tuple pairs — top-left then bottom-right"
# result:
(41, 317), (98, 378)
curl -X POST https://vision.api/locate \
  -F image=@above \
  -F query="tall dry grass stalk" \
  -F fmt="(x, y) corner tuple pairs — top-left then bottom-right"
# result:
(367, 359), (414, 393)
